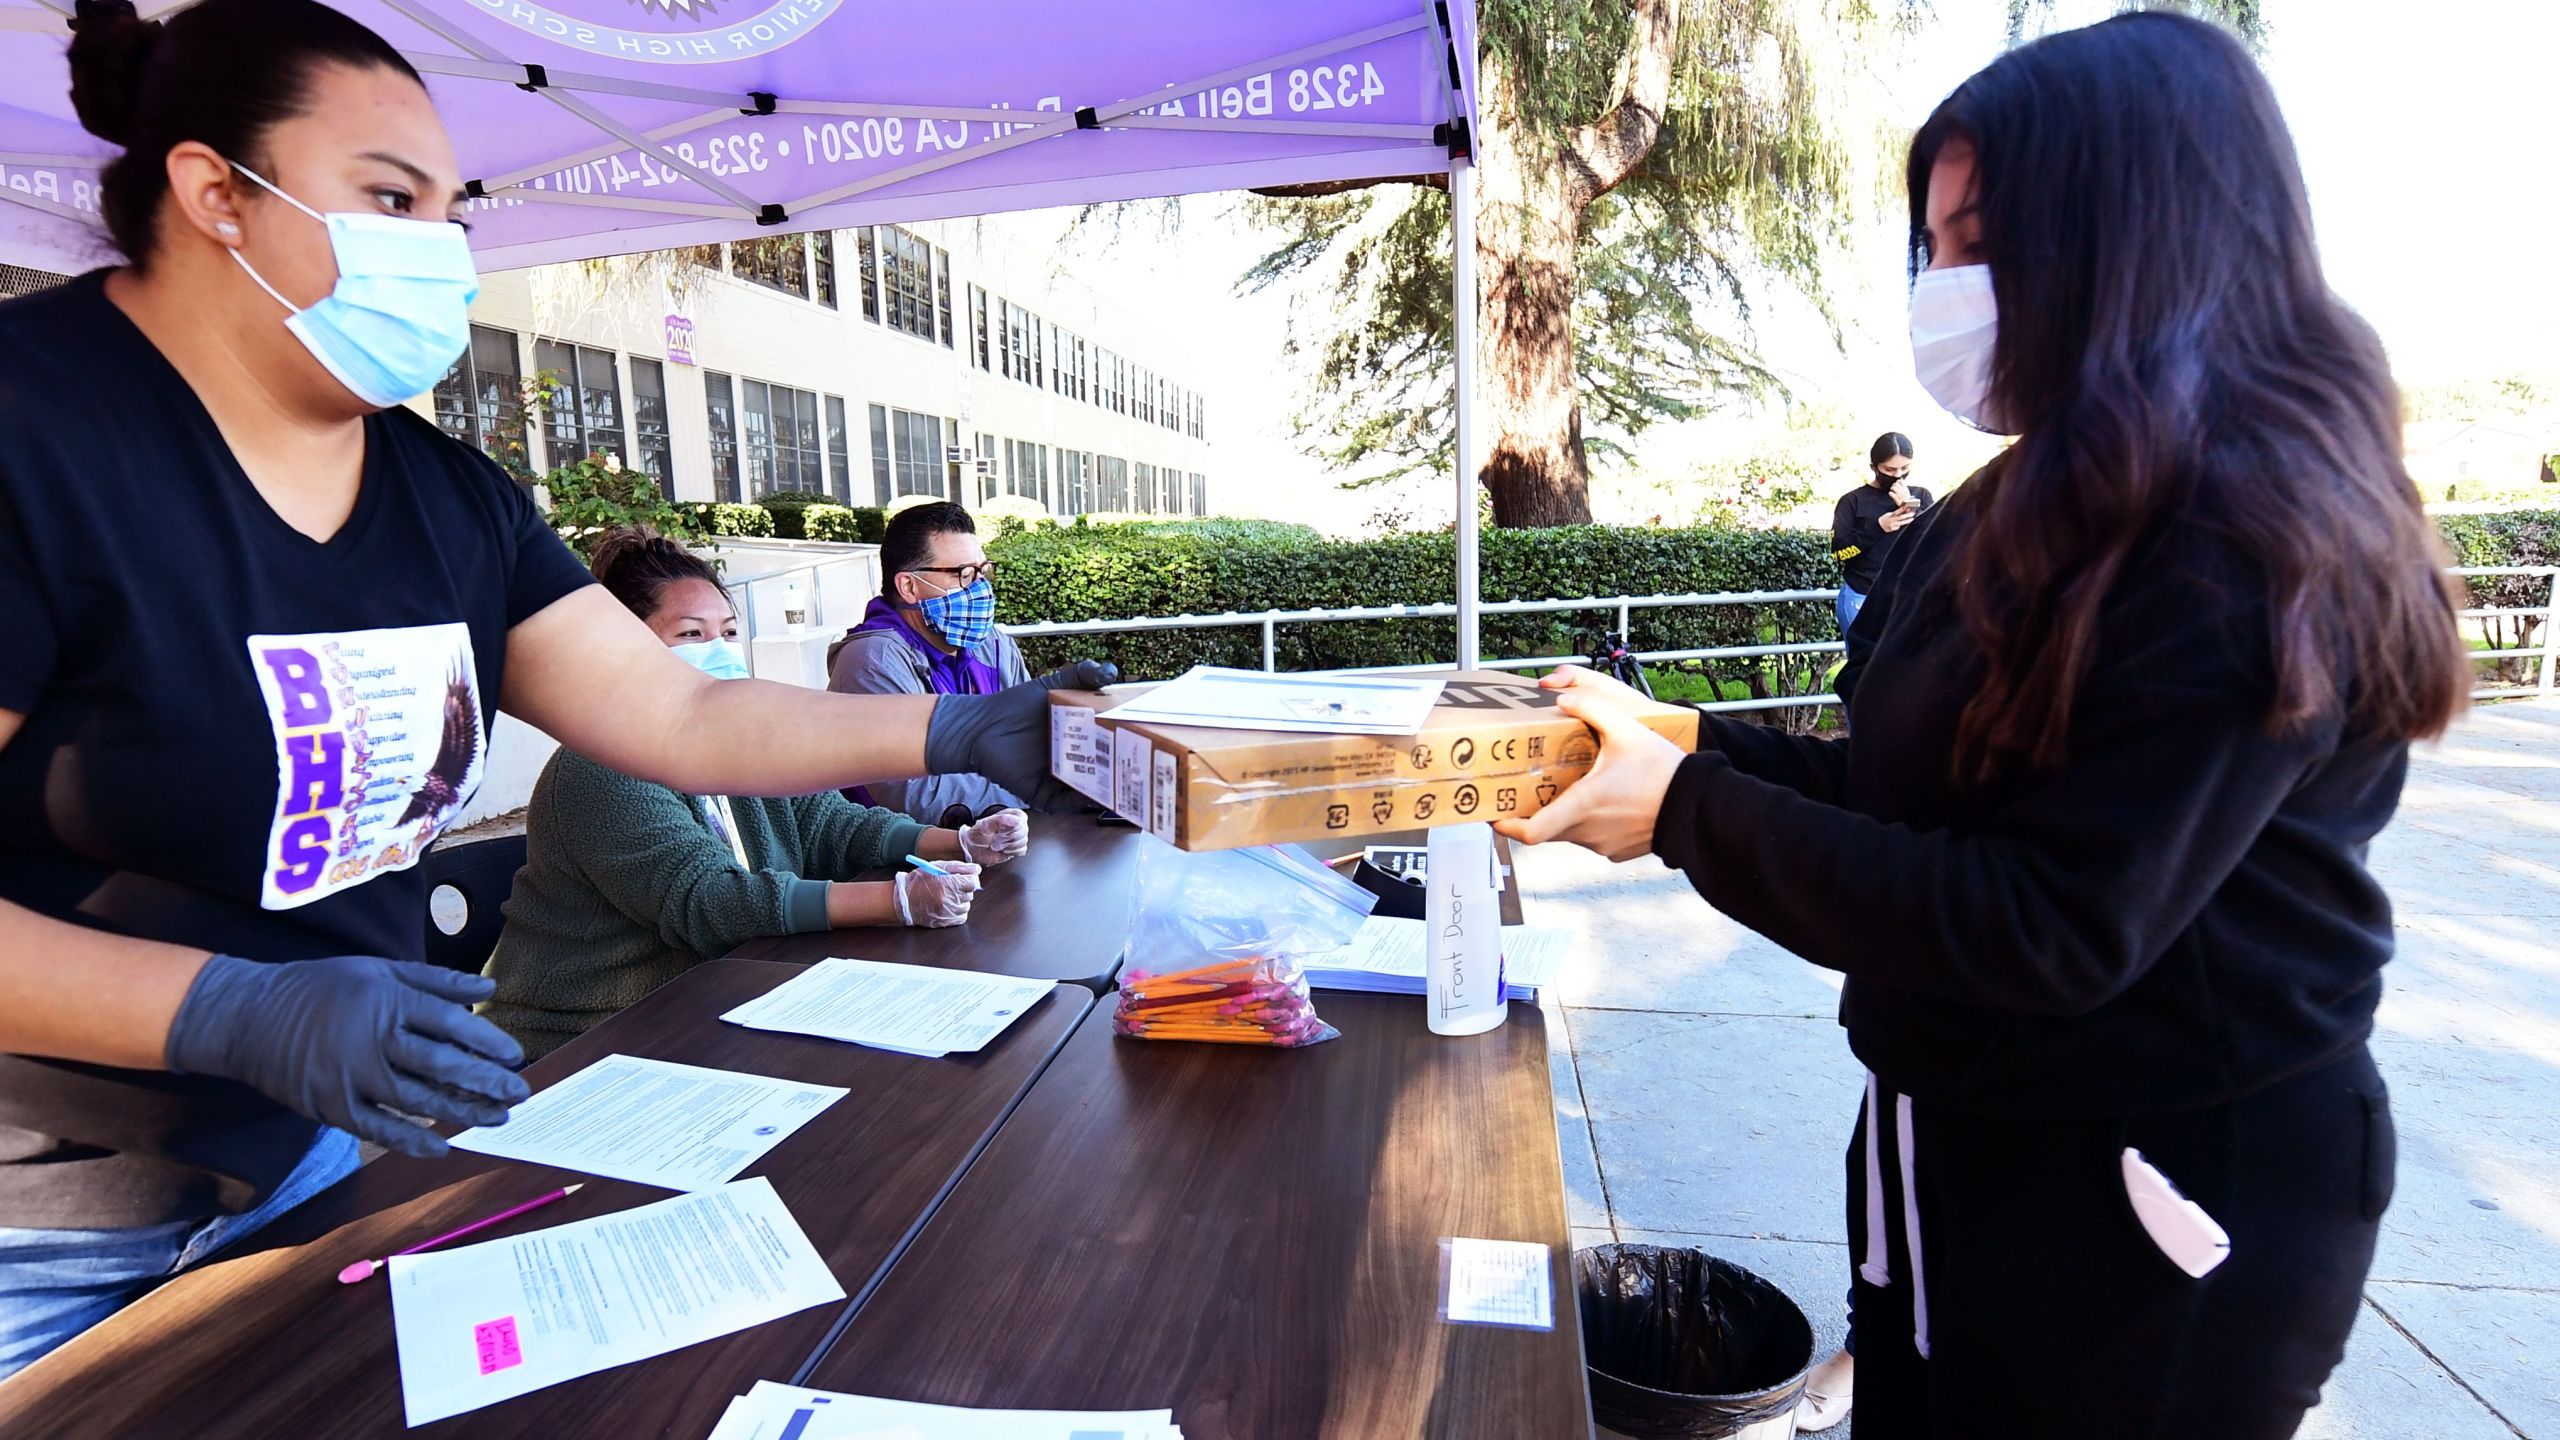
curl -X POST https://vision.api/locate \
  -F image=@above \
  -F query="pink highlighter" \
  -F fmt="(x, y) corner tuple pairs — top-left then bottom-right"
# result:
(337, 1183), (584, 1284)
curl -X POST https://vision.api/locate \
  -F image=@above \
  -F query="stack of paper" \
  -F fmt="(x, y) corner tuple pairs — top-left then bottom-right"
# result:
(721, 958), (1053, 1058)
(451, 1054), (846, 1190)
(707, 1381), (1182, 1439)
(1301, 916), (1571, 1001)
(391, 1179), (844, 1426)
(1099, 665), (1445, 735)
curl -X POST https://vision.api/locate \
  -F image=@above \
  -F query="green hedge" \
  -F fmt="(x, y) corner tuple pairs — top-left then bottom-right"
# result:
(687, 502), (773, 538)
(754, 489), (836, 540)
(2436, 509), (2560, 604)
(977, 507), (2560, 688)
(989, 522), (1836, 683)
(802, 505), (888, 544)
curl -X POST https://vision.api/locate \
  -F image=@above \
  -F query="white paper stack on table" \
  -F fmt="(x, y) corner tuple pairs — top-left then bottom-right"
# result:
(1098, 665), (1444, 735)
(1302, 915), (1571, 1001)
(722, 957), (1053, 1058)
(707, 1381), (1182, 1439)
(391, 1179), (844, 1426)
(450, 1053), (846, 1190)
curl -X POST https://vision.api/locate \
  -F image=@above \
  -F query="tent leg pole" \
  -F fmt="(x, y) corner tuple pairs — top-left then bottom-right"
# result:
(1451, 152), (1481, 672)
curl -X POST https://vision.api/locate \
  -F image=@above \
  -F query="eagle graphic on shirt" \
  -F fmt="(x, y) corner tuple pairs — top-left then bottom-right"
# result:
(398, 659), (480, 827)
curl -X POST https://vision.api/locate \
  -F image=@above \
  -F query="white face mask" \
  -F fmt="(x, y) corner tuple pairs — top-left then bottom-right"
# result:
(1909, 264), (2013, 435)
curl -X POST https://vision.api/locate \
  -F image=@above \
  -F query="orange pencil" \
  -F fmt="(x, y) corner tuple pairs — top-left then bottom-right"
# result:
(1128, 957), (1264, 989)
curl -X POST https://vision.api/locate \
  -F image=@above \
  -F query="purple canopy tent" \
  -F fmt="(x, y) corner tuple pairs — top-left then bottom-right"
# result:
(0, 0), (1488, 662)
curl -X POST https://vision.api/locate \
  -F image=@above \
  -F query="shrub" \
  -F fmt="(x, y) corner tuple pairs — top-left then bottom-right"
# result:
(989, 522), (1836, 704)
(687, 502), (774, 538)
(801, 504), (875, 543)
(754, 488), (836, 539)
(1069, 516), (1325, 544)
(2436, 508), (2560, 685)
(544, 453), (699, 561)
(980, 493), (1055, 529)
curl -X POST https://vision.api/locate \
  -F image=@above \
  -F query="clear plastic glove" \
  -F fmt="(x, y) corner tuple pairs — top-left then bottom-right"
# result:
(164, 954), (530, 1160)
(923, 659), (1119, 813)
(957, 808), (1030, 866)
(894, 861), (984, 927)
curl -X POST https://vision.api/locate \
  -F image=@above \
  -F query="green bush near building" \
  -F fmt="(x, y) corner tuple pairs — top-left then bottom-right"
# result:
(753, 489), (838, 540)
(977, 506), (2560, 694)
(986, 521), (1838, 691)
(686, 502), (774, 539)
(801, 504), (888, 544)
(546, 486), (2560, 698)
(543, 455), (700, 561)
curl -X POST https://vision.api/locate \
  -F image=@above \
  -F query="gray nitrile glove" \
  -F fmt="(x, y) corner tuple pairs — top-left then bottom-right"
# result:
(923, 659), (1119, 814)
(165, 954), (531, 1160)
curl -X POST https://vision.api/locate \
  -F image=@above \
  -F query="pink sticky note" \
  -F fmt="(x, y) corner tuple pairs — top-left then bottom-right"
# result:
(474, 1316), (523, 1375)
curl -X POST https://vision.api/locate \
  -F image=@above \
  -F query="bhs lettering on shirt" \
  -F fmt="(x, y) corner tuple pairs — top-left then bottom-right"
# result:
(246, 623), (484, 912)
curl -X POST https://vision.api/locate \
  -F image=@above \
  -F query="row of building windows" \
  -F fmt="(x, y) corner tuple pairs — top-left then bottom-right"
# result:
(965, 283), (1206, 441)
(632, 227), (1202, 442)
(432, 324), (1206, 518)
(689, 233), (843, 310)
(977, 436), (1204, 516)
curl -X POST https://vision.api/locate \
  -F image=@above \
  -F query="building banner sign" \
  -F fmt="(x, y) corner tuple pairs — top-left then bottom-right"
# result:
(665, 273), (697, 365)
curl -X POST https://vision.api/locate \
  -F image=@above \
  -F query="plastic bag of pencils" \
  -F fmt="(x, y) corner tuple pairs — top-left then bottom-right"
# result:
(1115, 841), (1378, 1048)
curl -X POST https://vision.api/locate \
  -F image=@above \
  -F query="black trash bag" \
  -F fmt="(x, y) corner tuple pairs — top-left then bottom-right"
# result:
(1576, 1244), (1815, 1439)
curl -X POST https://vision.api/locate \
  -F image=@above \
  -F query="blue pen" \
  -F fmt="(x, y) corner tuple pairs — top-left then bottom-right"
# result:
(905, 854), (951, 877)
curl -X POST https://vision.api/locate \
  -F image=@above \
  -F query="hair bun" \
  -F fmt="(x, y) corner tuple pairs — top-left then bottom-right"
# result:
(66, 0), (160, 148)
(587, 524), (665, 583)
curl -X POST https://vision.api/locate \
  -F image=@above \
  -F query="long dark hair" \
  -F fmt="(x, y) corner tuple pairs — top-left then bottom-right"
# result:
(1870, 433), (1914, 468)
(1909, 13), (2464, 780)
(66, 0), (421, 267)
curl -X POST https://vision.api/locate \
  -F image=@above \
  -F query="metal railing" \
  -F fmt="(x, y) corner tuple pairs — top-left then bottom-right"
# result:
(1001, 565), (2560, 713)
(1004, 587), (1846, 715)
(2453, 565), (2560, 699)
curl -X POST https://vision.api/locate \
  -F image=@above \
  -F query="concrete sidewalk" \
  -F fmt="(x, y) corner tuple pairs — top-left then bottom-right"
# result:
(1532, 698), (2560, 1439)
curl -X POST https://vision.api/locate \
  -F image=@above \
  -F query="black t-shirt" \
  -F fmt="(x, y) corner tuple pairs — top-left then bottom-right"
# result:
(1831, 480), (1933, 592)
(0, 273), (594, 1228)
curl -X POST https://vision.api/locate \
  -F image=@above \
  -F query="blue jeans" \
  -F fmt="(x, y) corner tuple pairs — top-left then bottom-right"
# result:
(0, 1127), (362, 1380)
(1836, 585), (1868, 637)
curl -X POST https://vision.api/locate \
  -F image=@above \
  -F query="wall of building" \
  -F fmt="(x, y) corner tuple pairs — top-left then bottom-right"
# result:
(411, 215), (1214, 517)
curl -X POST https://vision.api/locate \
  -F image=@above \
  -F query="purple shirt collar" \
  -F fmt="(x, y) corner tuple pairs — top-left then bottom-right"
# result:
(850, 595), (1007, 696)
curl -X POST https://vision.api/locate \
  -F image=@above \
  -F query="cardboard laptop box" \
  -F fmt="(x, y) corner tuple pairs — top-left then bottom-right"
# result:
(1049, 670), (1700, 851)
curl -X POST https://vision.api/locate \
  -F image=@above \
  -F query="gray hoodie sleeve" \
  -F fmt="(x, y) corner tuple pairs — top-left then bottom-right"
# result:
(828, 629), (1027, 825)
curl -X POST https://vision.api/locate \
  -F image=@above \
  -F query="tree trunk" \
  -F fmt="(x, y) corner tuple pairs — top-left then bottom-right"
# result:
(1468, 0), (1680, 528)
(1474, 44), (1593, 528)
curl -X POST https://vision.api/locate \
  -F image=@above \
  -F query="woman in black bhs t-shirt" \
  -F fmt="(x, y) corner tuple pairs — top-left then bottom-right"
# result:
(0, 0), (1097, 1373)
(1501, 17), (2467, 1439)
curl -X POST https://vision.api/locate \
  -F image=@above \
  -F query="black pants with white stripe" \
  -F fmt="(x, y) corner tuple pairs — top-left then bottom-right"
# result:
(1845, 1048), (2393, 1439)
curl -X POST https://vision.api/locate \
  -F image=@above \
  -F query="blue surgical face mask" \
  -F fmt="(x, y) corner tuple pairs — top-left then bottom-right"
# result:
(917, 577), (997, 651)
(670, 639), (750, 681)
(225, 162), (480, 408)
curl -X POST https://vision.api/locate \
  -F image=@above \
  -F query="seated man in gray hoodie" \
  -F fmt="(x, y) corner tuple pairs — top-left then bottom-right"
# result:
(828, 502), (1035, 827)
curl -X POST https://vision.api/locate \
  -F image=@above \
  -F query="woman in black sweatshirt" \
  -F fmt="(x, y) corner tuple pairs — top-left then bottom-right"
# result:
(1499, 16), (2467, 1440)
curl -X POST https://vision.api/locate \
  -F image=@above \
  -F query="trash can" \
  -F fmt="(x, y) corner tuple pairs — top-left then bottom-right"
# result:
(1576, 1243), (1815, 1440)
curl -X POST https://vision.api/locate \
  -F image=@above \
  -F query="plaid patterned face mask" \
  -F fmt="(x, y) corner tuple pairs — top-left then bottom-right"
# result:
(918, 577), (997, 650)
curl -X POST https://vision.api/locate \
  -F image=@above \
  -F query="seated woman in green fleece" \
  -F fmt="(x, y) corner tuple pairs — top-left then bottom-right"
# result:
(480, 527), (1031, 1060)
